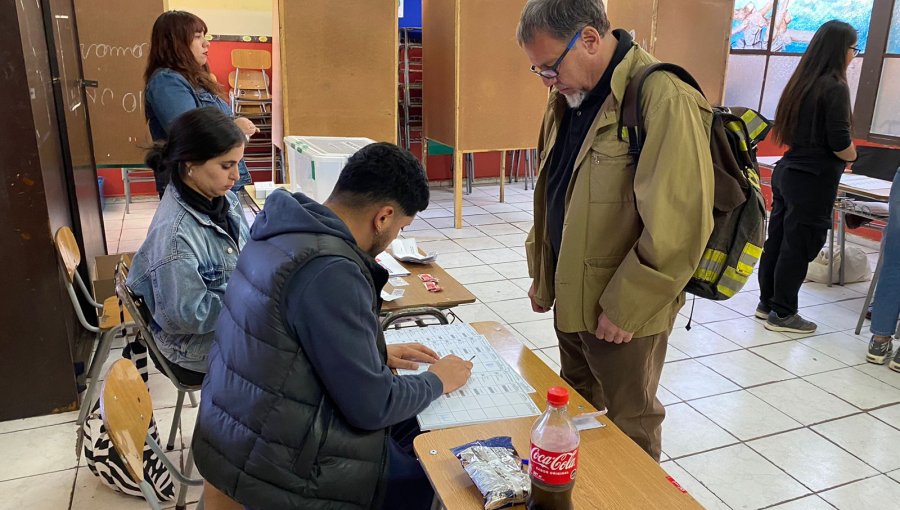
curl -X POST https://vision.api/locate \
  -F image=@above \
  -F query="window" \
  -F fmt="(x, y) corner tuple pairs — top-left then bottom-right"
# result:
(727, 0), (873, 116)
(871, 1), (900, 136)
(725, 0), (899, 144)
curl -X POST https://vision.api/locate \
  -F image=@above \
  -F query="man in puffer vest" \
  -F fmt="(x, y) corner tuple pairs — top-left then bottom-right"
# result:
(193, 143), (474, 509)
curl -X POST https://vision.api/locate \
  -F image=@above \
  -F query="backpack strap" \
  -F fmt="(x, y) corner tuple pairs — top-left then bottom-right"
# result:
(619, 63), (705, 165)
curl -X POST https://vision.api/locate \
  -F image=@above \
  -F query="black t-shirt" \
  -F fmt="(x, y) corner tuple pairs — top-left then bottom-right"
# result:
(546, 30), (634, 260)
(780, 75), (852, 174)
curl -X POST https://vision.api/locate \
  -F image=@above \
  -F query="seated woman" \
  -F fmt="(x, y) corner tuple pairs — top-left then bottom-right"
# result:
(128, 107), (250, 380)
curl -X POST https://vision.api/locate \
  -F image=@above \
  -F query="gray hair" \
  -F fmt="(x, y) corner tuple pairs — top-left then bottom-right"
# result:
(516, 0), (611, 45)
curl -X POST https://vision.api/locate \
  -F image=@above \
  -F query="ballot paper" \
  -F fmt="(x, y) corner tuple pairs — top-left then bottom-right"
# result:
(375, 251), (410, 277)
(385, 323), (540, 430)
(380, 289), (405, 302)
(390, 238), (437, 264)
(388, 277), (409, 287)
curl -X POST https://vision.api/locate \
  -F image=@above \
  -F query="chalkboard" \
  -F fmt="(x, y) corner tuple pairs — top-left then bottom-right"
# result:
(74, 0), (164, 165)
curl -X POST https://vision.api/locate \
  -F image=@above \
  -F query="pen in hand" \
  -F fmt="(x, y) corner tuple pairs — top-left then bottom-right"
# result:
(467, 355), (476, 362)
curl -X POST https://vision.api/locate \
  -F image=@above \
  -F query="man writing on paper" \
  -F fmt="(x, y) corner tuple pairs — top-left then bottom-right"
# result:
(518, 0), (714, 461)
(193, 143), (473, 510)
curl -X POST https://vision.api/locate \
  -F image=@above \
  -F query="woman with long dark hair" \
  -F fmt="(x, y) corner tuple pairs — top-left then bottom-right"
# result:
(127, 107), (250, 378)
(144, 10), (256, 197)
(756, 20), (858, 334)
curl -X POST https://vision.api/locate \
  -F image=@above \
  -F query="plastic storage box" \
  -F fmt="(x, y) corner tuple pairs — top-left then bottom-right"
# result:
(284, 136), (375, 203)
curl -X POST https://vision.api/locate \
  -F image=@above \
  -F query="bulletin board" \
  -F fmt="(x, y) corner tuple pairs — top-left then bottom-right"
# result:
(423, 0), (547, 152)
(422, 0), (458, 148)
(278, 0), (398, 143)
(607, 0), (732, 106)
(74, 0), (164, 165)
(653, 0), (732, 107)
(457, 0), (547, 151)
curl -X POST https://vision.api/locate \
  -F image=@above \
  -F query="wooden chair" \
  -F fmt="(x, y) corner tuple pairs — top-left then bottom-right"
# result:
(229, 49), (273, 115)
(231, 48), (271, 70)
(115, 262), (203, 453)
(54, 227), (134, 456)
(101, 358), (204, 510)
(202, 482), (243, 510)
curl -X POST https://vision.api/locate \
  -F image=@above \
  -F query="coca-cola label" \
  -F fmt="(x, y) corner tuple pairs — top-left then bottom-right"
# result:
(530, 443), (578, 485)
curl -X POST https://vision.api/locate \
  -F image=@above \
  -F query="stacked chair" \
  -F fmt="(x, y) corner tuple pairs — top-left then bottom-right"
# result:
(229, 49), (276, 180)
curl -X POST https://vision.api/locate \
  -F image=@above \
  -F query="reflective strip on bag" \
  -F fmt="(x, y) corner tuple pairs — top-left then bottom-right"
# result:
(741, 109), (769, 141)
(746, 167), (762, 190)
(736, 243), (763, 276)
(716, 266), (749, 298)
(693, 249), (727, 283)
(725, 121), (750, 152)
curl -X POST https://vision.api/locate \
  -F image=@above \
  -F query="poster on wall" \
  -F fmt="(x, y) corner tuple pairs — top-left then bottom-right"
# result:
(731, 0), (774, 49)
(399, 0), (404, 18)
(888, 0), (900, 54)
(731, 0), (874, 53)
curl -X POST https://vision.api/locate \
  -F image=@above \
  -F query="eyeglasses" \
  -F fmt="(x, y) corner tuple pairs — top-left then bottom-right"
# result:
(850, 46), (860, 57)
(530, 31), (581, 80)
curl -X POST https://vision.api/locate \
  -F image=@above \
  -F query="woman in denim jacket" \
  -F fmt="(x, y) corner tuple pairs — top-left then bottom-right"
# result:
(144, 10), (256, 197)
(127, 107), (250, 376)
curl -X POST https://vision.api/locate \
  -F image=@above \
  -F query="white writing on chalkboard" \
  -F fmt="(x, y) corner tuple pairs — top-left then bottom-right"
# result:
(80, 42), (149, 60)
(85, 86), (145, 114)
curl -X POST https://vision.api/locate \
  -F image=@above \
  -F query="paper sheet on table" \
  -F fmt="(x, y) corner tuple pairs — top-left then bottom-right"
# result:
(385, 323), (539, 430)
(841, 174), (892, 191)
(391, 238), (437, 264)
(380, 289), (405, 302)
(375, 251), (410, 276)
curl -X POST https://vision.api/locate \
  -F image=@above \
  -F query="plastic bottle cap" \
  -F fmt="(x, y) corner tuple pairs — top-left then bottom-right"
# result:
(547, 387), (569, 406)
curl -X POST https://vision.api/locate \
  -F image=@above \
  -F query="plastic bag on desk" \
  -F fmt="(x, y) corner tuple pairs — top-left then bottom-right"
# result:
(451, 436), (529, 510)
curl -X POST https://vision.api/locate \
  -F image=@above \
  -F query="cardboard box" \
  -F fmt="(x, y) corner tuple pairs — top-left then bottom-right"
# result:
(91, 252), (134, 302)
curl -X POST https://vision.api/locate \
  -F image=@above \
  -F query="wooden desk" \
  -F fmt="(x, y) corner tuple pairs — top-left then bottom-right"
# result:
(830, 174), (892, 286)
(381, 259), (475, 314)
(414, 322), (703, 510)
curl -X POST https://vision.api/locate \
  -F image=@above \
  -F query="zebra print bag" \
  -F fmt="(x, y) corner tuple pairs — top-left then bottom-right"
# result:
(81, 340), (176, 500)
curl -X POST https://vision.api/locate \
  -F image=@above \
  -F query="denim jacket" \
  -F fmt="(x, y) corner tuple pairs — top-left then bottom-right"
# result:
(127, 185), (250, 372)
(145, 68), (251, 189)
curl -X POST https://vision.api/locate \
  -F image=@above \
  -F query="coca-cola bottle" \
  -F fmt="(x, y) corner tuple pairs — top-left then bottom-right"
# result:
(528, 387), (579, 510)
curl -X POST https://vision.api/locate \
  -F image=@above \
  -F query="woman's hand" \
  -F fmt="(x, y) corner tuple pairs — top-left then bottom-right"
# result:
(386, 342), (440, 370)
(234, 117), (259, 137)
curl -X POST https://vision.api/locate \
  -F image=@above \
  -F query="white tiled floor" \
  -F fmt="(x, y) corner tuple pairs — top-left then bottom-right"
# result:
(2, 183), (898, 509)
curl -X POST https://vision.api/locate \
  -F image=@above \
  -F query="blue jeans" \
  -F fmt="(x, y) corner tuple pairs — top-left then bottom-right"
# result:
(871, 168), (900, 337)
(383, 418), (435, 510)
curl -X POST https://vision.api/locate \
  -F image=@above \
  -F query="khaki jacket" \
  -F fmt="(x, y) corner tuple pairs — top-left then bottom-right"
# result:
(525, 44), (715, 337)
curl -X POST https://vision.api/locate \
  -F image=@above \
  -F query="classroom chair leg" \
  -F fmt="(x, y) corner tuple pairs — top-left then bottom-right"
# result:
(167, 390), (185, 451)
(75, 329), (117, 458)
(175, 447), (196, 510)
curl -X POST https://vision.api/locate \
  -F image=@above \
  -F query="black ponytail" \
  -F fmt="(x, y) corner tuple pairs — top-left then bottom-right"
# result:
(146, 107), (244, 185)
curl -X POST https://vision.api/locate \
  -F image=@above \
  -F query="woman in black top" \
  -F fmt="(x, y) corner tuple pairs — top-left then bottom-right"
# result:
(757, 20), (858, 334)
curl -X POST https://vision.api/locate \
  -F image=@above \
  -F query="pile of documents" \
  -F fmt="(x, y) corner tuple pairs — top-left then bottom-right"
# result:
(391, 238), (437, 264)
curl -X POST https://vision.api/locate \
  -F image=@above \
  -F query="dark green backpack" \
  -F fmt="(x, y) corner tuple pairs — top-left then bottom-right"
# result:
(620, 63), (771, 300)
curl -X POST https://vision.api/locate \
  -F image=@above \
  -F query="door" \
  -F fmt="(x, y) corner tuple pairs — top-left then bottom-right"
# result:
(43, 0), (106, 264)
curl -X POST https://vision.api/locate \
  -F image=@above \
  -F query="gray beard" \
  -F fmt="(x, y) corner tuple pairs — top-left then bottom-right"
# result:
(564, 90), (587, 108)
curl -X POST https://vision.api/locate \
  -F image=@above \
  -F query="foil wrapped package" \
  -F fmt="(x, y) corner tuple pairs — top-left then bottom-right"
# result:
(450, 436), (529, 509)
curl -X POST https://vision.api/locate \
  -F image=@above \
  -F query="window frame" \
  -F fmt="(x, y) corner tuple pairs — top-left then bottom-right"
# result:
(727, 0), (899, 145)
